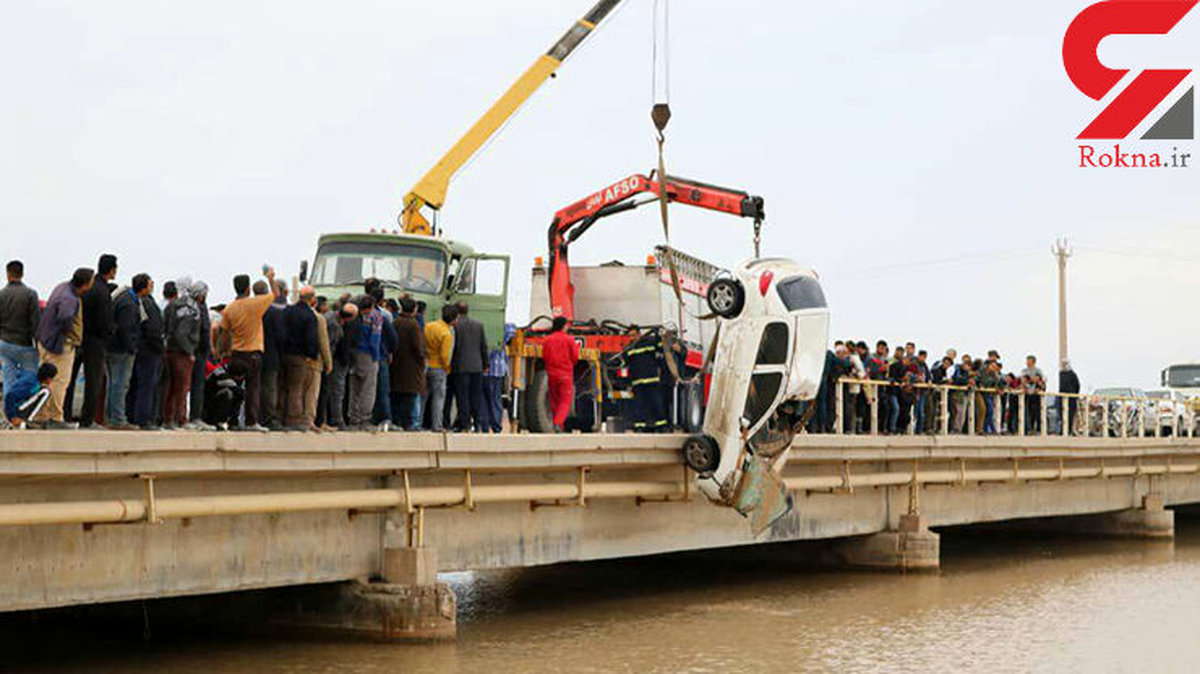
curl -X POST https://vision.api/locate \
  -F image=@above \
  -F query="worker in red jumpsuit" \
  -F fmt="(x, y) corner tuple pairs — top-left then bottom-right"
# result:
(540, 316), (578, 432)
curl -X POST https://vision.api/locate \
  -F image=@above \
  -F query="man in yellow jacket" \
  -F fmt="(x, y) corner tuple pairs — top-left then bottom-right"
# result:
(423, 304), (457, 431)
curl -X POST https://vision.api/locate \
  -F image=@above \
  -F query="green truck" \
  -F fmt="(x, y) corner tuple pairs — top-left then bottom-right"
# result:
(302, 231), (510, 351)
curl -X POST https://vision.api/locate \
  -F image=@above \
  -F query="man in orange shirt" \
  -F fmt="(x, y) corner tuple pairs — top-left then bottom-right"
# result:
(219, 267), (279, 432)
(540, 316), (578, 433)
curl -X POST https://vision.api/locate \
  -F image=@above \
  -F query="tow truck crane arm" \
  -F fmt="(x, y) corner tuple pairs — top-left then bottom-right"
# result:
(547, 173), (765, 320)
(400, 0), (625, 236)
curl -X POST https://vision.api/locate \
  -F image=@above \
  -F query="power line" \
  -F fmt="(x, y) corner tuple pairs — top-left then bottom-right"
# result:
(1073, 243), (1200, 263)
(834, 247), (1041, 280)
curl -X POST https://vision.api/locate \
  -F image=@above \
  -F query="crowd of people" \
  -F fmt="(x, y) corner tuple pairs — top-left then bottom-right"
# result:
(0, 254), (1095, 438)
(0, 255), (512, 433)
(811, 340), (1083, 436)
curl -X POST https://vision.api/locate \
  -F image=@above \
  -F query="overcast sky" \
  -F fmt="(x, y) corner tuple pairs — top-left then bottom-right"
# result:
(2, 0), (1199, 391)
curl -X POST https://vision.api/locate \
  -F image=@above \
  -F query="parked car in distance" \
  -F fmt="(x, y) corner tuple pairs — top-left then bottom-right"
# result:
(683, 257), (830, 532)
(1089, 387), (1157, 437)
(1146, 389), (1191, 436)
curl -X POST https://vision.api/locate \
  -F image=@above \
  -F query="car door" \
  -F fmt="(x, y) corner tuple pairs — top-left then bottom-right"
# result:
(450, 254), (510, 350)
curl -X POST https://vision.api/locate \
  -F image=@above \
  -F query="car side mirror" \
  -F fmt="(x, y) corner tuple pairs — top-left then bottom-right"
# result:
(299, 260), (308, 283)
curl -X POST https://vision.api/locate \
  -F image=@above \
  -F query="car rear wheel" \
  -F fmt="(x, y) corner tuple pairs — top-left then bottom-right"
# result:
(706, 278), (745, 319)
(682, 434), (720, 475)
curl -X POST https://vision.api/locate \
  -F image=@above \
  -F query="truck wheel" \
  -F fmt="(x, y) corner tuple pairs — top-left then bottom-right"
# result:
(706, 278), (744, 319)
(678, 382), (704, 433)
(522, 368), (555, 433)
(682, 434), (720, 475)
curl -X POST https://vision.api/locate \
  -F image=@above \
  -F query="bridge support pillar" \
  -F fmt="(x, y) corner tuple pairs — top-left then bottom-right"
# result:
(994, 494), (1175, 540)
(274, 547), (456, 642)
(1083, 494), (1174, 539)
(831, 514), (940, 572)
(385, 546), (440, 586)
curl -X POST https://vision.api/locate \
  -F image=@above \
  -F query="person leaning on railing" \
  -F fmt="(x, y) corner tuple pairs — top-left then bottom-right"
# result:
(1022, 355), (1047, 434)
(950, 355), (973, 433)
(886, 347), (909, 434)
(866, 343), (890, 433)
(930, 356), (951, 433)
(1001, 371), (1020, 434)
(844, 342), (867, 434)
(1059, 360), (1081, 435)
(817, 345), (852, 434)
(976, 361), (1006, 434)
(914, 350), (932, 433)
(971, 358), (989, 435)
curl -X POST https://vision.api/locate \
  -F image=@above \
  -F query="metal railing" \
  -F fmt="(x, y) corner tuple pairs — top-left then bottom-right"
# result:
(826, 378), (1198, 438)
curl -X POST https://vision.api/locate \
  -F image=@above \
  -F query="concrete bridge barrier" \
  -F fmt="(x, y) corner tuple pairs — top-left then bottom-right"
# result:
(1, 430), (1199, 640)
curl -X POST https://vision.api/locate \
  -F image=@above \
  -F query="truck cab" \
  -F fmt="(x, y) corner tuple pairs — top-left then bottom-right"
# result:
(305, 231), (510, 350)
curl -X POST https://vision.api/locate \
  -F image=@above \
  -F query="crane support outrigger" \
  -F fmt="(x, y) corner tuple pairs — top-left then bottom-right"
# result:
(400, 0), (625, 236)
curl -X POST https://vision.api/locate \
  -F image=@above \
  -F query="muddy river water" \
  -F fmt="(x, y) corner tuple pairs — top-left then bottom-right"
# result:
(10, 521), (1200, 673)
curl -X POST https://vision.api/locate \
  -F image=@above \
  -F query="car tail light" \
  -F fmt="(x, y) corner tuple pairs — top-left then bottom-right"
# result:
(759, 270), (774, 296)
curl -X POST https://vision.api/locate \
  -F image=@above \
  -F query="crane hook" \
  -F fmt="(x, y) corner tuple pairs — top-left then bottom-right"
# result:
(651, 103), (671, 139)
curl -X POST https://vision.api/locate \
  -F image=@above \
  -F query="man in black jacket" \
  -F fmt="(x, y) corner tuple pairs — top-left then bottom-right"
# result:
(128, 280), (164, 430)
(887, 348), (912, 434)
(0, 260), (40, 403)
(315, 295), (340, 430)
(154, 280), (178, 425)
(281, 287), (320, 430)
(260, 281), (287, 429)
(106, 273), (150, 429)
(450, 301), (489, 432)
(1059, 360), (1081, 435)
(67, 253), (117, 426)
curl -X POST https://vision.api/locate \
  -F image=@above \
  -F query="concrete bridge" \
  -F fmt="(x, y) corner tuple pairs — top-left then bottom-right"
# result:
(1, 430), (1197, 640)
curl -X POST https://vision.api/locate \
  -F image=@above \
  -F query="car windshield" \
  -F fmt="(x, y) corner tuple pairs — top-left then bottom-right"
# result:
(1165, 365), (1200, 388)
(311, 241), (447, 295)
(776, 275), (827, 311)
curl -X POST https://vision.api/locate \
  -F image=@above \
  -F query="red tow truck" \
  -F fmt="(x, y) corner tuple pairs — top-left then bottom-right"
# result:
(509, 171), (765, 433)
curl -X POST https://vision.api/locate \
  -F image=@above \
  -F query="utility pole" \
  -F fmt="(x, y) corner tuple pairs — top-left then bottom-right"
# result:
(1052, 238), (1072, 369)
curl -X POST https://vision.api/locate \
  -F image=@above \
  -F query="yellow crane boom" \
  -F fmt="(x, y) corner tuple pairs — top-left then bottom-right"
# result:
(401, 0), (625, 236)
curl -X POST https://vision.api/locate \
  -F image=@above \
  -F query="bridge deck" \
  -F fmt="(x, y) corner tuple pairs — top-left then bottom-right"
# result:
(3, 431), (1200, 477)
(4, 431), (1200, 617)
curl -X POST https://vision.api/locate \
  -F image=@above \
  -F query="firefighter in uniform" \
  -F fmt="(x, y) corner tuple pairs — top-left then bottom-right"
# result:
(623, 328), (669, 433)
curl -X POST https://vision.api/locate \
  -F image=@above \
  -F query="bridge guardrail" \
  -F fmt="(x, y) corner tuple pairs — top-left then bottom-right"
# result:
(829, 378), (1197, 439)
